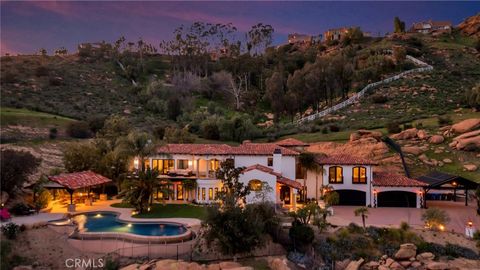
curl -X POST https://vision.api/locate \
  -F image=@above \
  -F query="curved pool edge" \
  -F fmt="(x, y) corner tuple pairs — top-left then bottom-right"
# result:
(48, 210), (196, 244)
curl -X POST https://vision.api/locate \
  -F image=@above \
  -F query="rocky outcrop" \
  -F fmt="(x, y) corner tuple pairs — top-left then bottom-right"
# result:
(394, 243), (417, 260)
(450, 118), (480, 134)
(345, 258), (364, 270)
(120, 260), (255, 270)
(350, 130), (383, 142)
(450, 130), (480, 151)
(457, 13), (480, 37)
(391, 128), (418, 140)
(341, 244), (480, 270)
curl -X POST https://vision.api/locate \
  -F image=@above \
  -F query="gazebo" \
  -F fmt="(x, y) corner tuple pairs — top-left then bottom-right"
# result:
(418, 171), (479, 208)
(48, 171), (112, 212)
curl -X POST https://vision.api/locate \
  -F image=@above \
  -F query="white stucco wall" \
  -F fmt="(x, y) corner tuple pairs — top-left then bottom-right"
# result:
(240, 170), (277, 204)
(321, 164), (374, 206)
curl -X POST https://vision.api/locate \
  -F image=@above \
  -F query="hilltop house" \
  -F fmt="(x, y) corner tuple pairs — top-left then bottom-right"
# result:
(409, 20), (452, 34)
(324, 27), (350, 41)
(134, 138), (428, 209)
(288, 33), (313, 45)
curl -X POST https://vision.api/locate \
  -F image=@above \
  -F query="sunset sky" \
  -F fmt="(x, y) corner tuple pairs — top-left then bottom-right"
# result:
(1, 1), (478, 55)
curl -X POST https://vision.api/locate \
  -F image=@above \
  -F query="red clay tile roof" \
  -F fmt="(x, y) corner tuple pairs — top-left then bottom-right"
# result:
(243, 164), (302, 189)
(372, 172), (427, 187)
(231, 143), (299, 156)
(48, 171), (112, 190)
(156, 143), (299, 156)
(275, 138), (309, 147)
(156, 144), (233, 155)
(315, 154), (378, 165)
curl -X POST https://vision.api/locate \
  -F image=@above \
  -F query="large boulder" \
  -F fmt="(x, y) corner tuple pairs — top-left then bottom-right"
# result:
(218, 262), (244, 269)
(350, 130), (383, 142)
(417, 129), (428, 140)
(450, 130), (480, 151)
(463, 164), (478, 172)
(416, 252), (435, 262)
(267, 257), (290, 270)
(450, 118), (480, 134)
(402, 146), (424, 155)
(426, 261), (450, 270)
(394, 243), (417, 260)
(345, 258), (364, 270)
(391, 128), (418, 140)
(428, 135), (445, 144)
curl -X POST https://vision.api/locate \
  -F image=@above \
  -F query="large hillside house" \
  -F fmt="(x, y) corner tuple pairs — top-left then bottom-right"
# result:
(288, 33), (313, 45)
(409, 20), (452, 34)
(134, 138), (428, 209)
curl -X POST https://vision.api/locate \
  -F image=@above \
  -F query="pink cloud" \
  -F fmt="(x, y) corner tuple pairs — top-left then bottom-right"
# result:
(27, 1), (77, 17)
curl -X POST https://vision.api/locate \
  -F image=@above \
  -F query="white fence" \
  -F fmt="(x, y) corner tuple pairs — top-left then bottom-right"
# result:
(295, 52), (433, 124)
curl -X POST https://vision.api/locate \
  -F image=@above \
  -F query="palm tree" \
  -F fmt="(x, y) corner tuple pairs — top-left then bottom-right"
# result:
(116, 131), (156, 172)
(121, 168), (159, 213)
(298, 152), (321, 202)
(354, 206), (369, 229)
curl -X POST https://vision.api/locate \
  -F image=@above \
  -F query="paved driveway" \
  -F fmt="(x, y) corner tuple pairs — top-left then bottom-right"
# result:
(328, 201), (479, 233)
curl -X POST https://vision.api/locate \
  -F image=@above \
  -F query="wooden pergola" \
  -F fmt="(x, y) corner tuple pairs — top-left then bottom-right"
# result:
(418, 171), (479, 208)
(48, 171), (112, 205)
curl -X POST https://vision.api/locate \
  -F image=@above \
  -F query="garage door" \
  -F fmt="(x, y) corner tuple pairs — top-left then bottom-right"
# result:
(336, 190), (366, 206)
(378, 191), (416, 208)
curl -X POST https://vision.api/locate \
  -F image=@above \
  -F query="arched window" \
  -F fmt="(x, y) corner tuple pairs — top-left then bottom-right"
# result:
(248, 179), (263, 191)
(328, 166), (343, 183)
(352, 166), (367, 184)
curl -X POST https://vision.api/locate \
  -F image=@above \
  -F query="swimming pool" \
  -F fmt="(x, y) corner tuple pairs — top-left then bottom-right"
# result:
(72, 212), (188, 236)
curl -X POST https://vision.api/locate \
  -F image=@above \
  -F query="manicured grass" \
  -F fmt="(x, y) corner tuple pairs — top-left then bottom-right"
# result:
(0, 107), (76, 127)
(285, 128), (387, 143)
(111, 203), (209, 220)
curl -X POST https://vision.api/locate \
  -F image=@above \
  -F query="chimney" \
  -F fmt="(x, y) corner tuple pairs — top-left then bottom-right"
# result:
(273, 148), (282, 173)
(242, 140), (251, 145)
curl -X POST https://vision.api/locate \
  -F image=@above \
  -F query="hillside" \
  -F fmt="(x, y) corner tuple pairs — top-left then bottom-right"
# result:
(1, 28), (479, 182)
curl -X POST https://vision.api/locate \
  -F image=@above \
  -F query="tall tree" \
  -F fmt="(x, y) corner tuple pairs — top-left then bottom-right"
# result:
(216, 159), (250, 208)
(265, 71), (285, 122)
(1, 150), (41, 195)
(246, 23), (274, 55)
(394, 17), (406, 33)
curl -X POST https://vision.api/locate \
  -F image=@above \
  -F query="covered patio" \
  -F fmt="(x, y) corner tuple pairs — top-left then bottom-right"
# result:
(48, 171), (112, 212)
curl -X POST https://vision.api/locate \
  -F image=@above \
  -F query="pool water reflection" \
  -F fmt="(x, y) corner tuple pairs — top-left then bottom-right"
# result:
(73, 212), (187, 236)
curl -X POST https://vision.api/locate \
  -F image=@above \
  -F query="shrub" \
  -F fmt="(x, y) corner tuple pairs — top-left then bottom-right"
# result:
(321, 127), (329, 134)
(2, 223), (20, 239)
(34, 190), (52, 210)
(153, 125), (165, 140)
(2, 72), (18, 83)
(464, 84), (480, 110)
(437, 116), (452, 126)
(201, 120), (220, 140)
(289, 224), (314, 250)
(9, 203), (31, 216)
(49, 76), (64, 86)
(329, 125), (340, 132)
(35, 66), (49, 77)
(49, 128), (58, 139)
(66, 121), (92, 138)
(421, 208), (450, 230)
(371, 94), (389, 104)
(386, 121), (401, 134)
(400, 221), (410, 231)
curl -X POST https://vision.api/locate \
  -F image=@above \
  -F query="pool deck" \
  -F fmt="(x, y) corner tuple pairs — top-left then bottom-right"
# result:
(3, 199), (202, 228)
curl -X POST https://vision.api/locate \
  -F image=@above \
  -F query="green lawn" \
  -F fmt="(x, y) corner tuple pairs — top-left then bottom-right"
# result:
(110, 203), (209, 220)
(0, 107), (76, 127)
